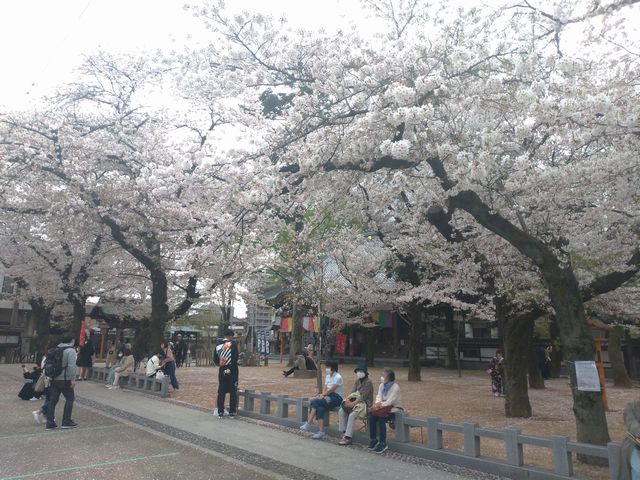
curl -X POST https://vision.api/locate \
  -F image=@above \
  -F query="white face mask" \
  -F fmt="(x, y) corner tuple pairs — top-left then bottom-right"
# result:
(325, 368), (332, 375)
(356, 371), (365, 379)
(380, 376), (386, 383)
(118, 353), (123, 358)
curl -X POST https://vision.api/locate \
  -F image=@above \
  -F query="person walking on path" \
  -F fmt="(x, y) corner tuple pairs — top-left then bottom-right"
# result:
(214, 327), (239, 418)
(75, 332), (94, 381)
(45, 334), (78, 430)
(368, 367), (402, 454)
(160, 341), (180, 390)
(300, 360), (344, 440)
(338, 363), (373, 446)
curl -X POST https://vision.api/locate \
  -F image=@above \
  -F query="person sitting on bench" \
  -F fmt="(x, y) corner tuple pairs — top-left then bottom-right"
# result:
(146, 349), (164, 378)
(282, 350), (317, 377)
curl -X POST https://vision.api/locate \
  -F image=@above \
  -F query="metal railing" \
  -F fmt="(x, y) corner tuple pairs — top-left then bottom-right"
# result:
(237, 389), (621, 480)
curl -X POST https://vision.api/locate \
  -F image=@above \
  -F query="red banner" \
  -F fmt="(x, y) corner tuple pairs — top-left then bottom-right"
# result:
(335, 332), (347, 356)
(79, 320), (86, 347)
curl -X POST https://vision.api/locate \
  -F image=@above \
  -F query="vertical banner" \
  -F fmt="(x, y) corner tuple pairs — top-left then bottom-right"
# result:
(256, 330), (270, 356)
(79, 320), (86, 347)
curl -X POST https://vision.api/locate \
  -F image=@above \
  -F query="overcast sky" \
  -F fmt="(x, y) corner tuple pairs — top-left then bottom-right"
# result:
(0, 0), (375, 110)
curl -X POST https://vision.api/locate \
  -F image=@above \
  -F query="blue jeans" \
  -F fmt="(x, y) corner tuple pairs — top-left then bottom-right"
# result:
(368, 414), (390, 444)
(162, 361), (179, 389)
(40, 387), (51, 415)
(310, 392), (342, 420)
(105, 367), (117, 385)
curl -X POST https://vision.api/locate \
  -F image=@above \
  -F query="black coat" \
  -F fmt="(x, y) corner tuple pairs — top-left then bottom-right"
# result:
(18, 368), (42, 400)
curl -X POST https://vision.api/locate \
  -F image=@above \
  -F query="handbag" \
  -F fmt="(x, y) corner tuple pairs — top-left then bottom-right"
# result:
(370, 405), (393, 417)
(33, 372), (46, 393)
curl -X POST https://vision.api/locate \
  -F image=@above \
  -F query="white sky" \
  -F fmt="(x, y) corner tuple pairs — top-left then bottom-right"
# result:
(0, 0), (372, 110)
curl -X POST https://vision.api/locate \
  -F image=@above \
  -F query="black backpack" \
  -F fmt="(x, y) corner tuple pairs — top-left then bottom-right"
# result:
(44, 346), (71, 379)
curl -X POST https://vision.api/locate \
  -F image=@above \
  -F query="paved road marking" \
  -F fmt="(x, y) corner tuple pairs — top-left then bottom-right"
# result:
(0, 452), (180, 480)
(0, 424), (121, 440)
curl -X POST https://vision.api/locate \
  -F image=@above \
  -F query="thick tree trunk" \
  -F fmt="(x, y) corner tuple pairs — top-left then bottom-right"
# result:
(288, 303), (302, 367)
(528, 340), (546, 390)
(70, 296), (86, 342)
(365, 328), (376, 367)
(545, 267), (610, 451)
(608, 325), (632, 388)
(149, 268), (169, 354)
(407, 306), (422, 381)
(29, 298), (53, 362)
(502, 305), (533, 417)
(448, 189), (610, 448)
(444, 306), (457, 369)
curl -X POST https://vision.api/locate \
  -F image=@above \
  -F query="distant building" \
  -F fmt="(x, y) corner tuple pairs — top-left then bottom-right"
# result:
(245, 300), (276, 331)
(0, 274), (33, 362)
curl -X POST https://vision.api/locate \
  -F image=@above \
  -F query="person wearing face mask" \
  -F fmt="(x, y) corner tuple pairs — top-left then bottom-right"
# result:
(338, 364), (373, 446)
(300, 360), (344, 440)
(105, 350), (124, 387)
(368, 367), (402, 454)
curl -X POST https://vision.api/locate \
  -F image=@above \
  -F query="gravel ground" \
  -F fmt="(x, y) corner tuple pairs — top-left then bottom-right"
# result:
(164, 363), (638, 479)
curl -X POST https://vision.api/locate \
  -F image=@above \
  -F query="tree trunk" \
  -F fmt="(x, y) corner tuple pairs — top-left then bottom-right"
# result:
(288, 303), (302, 367)
(70, 296), (86, 342)
(608, 325), (632, 388)
(546, 267), (610, 451)
(447, 189), (610, 448)
(149, 268), (169, 355)
(502, 304), (533, 418)
(29, 298), (53, 362)
(365, 328), (376, 367)
(407, 305), (422, 381)
(444, 305), (457, 369)
(528, 339), (546, 389)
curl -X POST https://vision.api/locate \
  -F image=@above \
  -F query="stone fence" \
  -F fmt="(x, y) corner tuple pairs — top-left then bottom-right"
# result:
(89, 366), (170, 397)
(238, 389), (621, 480)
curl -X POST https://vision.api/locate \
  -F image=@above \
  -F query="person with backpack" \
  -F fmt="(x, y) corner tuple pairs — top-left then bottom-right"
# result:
(45, 333), (78, 430)
(213, 328), (239, 418)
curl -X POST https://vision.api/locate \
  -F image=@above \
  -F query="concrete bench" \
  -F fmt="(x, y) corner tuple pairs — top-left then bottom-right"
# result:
(89, 366), (170, 397)
(292, 369), (317, 379)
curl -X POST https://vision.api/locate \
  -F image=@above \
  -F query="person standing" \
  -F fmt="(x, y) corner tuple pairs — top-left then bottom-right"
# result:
(488, 349), (505, 397)
(45, 334), (78, 430)
(213, 327), (239, 418)
(174, 334), (184, 368)
(160, 341), (179, 390)
(75, 332), (94, 381)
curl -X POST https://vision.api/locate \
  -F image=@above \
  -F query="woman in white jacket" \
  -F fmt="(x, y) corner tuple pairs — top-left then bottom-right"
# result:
(367, 367), (402, 454)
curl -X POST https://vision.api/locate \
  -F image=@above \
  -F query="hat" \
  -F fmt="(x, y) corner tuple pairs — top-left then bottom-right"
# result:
(354, 363), (368, 374)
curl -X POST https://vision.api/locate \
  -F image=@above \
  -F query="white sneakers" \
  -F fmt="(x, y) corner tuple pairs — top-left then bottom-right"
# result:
(32, 410), (44, 424)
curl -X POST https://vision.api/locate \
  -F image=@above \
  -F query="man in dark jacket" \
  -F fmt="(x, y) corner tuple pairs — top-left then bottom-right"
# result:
(213, 327), (239, 418)
(46, 334), (78, 430)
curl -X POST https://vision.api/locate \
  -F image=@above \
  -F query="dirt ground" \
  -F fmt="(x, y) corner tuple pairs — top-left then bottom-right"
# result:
(169, 362), (639, 479)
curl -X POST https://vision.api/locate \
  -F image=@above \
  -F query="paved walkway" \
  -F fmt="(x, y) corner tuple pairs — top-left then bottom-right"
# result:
(0, 365), (482, 480)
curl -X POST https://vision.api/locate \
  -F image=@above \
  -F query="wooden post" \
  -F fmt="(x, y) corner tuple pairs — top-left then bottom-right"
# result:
(279, 331), (284, 363)
(99, 327), (107, 360)
(594, 338), (609, 411)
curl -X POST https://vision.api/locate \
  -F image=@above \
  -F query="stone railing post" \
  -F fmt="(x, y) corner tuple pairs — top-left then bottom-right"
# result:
(552, 435), (573, 477)
(463, 422), (480, 457)
(504, 427), (523, 466)
(427, 416), (443, 449)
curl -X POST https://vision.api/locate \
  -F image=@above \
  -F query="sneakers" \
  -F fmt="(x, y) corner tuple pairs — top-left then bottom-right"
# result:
(32, 410), (43, 424)
(228, 413), (237, 419)
(374, 442), (388, 454)
(299, 422), (312, 431)
(368, 439), (378, 449)
(45, 422), (58, 430)
(61, 420), (78, 429)
(108, 385), (120, 390)
(311, 431), (326, 440)
(339, 436), (352, 446)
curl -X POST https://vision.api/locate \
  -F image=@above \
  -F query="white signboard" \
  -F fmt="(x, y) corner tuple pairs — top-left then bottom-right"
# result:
(575, 361), (601, 392)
